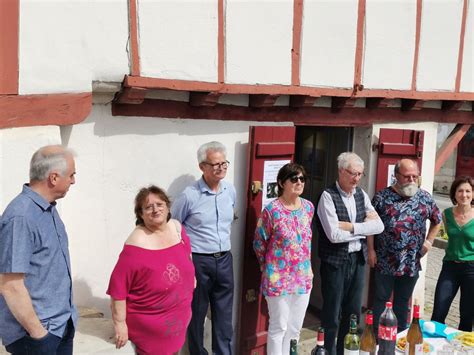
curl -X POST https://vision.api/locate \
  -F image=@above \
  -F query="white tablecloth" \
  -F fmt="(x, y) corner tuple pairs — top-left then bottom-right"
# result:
(397, 325), (461, 353)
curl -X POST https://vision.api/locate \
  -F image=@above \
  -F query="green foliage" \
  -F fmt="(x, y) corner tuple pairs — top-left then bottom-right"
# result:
(437, 223), (449, 240)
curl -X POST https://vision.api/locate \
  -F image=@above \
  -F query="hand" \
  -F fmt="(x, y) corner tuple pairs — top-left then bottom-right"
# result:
(368, 249), (377, 268)
(365, 211), (378, 221)
(339, 221), (353, 232)
(30, 327), (48, 339)
(114, 320), (128, 349)
(421, 240), (432, 257)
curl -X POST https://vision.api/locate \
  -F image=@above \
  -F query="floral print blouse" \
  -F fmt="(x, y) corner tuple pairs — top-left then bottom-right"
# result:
(254, 198), (314, 297)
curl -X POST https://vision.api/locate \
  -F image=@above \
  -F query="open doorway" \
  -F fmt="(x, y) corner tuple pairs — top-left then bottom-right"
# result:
(294, 126), (354, 334)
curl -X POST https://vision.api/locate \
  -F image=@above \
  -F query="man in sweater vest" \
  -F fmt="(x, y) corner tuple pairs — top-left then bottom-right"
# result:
(316, 152), (384, 355)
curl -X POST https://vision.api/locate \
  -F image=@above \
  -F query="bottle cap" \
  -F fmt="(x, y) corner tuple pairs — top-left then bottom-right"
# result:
(366, 311), (373, 324)
(385, 301), (393, 308)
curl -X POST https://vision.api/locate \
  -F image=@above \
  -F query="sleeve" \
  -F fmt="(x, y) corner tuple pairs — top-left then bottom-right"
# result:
(171, 192), (190, 224)
(253, 207), (273, 271)
(0, 216), (34, 273)
(429, 196), (443, 225)
(106, 249), (134, 300)
(352, 191), (385, 236)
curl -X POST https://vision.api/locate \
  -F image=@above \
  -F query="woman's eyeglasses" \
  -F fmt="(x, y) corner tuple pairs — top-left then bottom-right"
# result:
(289, 175), (305, 183)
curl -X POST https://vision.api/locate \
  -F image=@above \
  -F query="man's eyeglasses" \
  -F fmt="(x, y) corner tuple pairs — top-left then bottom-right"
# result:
(143, 203), (167, 213)
(345, 169), (365, 178)
(202, 160), (230, 170)
(289, 175), (306, 183)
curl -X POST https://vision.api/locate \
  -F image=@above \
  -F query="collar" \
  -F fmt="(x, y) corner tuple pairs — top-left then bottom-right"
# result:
(336, 181), (356, 197)
(198, 176), (225, 194)
(22, 184), (55, 211)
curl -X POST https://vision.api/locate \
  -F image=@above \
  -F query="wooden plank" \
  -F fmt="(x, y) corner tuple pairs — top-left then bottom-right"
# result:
(353, 0), (366, 90)
(455, 0), (469, 92)
(218, 0), (225, 83)
(435, 124), (471, 173)
(0, 0), (19, 94)
(291, 0), (304, 86)
(411, 0), (423, 90)
(129, 0), (140, 75)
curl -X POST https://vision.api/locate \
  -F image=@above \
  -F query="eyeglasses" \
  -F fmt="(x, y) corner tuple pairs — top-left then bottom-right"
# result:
(397, 173), (419, 181)
(289, 175), (306, 183)
(345, 169), (365, 178)
(143, 203), (167, 213)
(202, 160), (230, 170)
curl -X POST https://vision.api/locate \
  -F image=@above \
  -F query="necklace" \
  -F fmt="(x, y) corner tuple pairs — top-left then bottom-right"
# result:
(454, 207), (472, 221)
(280, 196), (301, 210)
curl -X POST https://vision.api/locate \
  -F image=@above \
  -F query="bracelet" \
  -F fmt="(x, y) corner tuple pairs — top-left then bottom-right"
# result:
(425, 239), (433, 245)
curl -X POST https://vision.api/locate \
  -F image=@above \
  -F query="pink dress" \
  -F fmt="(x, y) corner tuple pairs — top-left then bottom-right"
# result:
(107, 228), (195, 355)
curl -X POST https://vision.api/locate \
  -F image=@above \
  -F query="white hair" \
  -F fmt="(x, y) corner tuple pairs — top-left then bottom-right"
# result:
(337, 152), (364, 170)
(197, 141), (227, 163)
(29, 145), (75, 181)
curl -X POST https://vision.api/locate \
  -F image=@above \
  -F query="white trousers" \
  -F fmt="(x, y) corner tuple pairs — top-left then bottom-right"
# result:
(265, 292), (311, 355)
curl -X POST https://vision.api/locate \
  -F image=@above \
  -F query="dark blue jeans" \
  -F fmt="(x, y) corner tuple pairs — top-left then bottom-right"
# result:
(320, 251), (365, 355)
(188, 252), (234, 355)
(6, 319), (74, 355)
(431, 261), (474, 331)
(372, 271), (419, 335)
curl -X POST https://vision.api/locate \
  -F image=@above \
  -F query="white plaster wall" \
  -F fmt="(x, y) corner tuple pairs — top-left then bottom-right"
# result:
(460, 2), (473, 92)
(300, 0), (358, 88)
(138, 0), (218, 82)
(19, 0), (129, 94)
(363, 0), (416, 90)
(0, 126), (62, 211)
(417, 0), (464, 91)
(369, 121), (439, 316)
(225, 0), (293, 84)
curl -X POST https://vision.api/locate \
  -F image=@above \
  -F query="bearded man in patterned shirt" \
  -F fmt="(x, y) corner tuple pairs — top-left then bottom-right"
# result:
(369, 158), (442, 335)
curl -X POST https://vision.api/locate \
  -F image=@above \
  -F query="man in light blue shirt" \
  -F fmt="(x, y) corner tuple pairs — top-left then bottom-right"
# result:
(0, 145), (78, 354)
(172, 141), (236, 355)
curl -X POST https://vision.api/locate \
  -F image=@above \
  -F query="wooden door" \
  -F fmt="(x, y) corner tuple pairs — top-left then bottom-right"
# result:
(456, 126), (474, 177)
(238, 126), (296, 355)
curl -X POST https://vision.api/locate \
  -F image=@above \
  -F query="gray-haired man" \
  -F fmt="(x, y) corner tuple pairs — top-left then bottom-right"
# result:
(0, 145), (78, 354)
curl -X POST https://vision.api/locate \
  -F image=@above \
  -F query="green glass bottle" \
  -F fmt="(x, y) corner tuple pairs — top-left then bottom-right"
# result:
(290, 338), (298, 355)
(343, 314), (360, 355)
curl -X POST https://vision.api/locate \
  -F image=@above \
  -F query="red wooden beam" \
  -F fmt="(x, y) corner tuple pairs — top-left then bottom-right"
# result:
(114, 87), (147, 104)
(0, 93), (92, 129)
(401, 99), (424, 111)
(289, 95), (317, 108)
(366, 98), (391, 109)
(0, 0), (19, 94)
(291, 0), (304, 86)
(332, 97), (357, 112)
(124, 75), (474, 101)
(129, 0), (140, 76)
(189, 91), (221, 107)
(112, 99), (474, 125)
(217, 0), (225, 83)
(353, 0), (366, 90)
(441, 100), (464, 111)
(249, 94), (279, 108)
(411, 0), (422, 90)
(455, 0), (468, 92)
(435, 124), (471, 173)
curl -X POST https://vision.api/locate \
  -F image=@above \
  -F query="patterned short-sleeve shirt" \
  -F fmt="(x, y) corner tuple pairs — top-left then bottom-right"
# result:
(372, 187), (442, 277)
(253, 198), (314, 297)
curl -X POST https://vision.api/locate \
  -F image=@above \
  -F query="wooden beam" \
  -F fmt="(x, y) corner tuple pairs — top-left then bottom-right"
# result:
(435, 124), (472, 173)
(289, 95), (317, 108)
(411, 0), (423, 90)
(455, 0), (469, 92)
(124, 76), (474, 101)
(217, 0), (225, 83)
(353, 0), (366, 90)
(441, 100), (464, 111)
(0, 0), (19, 94)
(291, 0), (304, 86)
(129, 0), (140, 76)
(366, 97), (391, 109)
(112, 99), (474, 125)
(249, 94), (279, 108)
(114, 87), (147, 104)
(332, 97), (357, 112)
(189, 91), (221, 107)
(0, 93), (92, 129)
(401, 99), (424, 111)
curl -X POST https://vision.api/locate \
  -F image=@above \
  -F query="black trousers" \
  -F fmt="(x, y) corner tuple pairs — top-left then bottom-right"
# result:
(188, 252), (234, 355)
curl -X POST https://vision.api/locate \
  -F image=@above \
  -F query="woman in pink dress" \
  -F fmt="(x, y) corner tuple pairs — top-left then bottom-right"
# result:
(107, 185), (195, 354)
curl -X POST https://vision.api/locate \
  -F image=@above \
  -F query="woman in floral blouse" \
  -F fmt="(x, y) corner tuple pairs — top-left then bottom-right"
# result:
(254, 163), (314, 355)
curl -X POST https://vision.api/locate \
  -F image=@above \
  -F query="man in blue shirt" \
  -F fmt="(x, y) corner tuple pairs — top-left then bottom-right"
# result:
(172, 141), (236, 355)
(0, 145), (78, 354)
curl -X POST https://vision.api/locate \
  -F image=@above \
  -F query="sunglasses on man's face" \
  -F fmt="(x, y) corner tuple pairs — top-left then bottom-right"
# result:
(289, 175), (305, 183)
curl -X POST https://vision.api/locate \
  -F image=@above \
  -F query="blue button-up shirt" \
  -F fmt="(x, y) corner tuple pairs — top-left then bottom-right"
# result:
(0, 185), (78, 346)
(171, 177), (236, 253)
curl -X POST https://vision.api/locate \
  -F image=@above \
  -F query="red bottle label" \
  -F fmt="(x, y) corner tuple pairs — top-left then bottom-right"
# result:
(378, 325), (397, 341)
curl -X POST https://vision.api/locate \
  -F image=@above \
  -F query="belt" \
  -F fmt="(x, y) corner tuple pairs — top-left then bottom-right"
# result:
(193, 251), (229, 258)
(452, 260), (474, 264)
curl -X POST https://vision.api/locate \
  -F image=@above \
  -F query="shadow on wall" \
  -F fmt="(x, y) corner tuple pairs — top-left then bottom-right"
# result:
(73, 278), (111, 319)
(167, 174), (197, 200)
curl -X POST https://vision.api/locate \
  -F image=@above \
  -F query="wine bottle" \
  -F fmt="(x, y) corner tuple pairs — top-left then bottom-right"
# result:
(290, 338), (298, 355)
(311, 327), (328, 355)
(405, 303), (423, 355)
(344, 314), (360, 355)
(360, 310), (376, 355)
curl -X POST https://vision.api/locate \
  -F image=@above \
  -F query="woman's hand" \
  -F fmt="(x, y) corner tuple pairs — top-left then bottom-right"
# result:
(113, 320), (128, 349)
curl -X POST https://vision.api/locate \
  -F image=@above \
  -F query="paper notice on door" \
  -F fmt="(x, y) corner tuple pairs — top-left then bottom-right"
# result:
(387, 164), (396, 187)
(262, 160), (290, 210)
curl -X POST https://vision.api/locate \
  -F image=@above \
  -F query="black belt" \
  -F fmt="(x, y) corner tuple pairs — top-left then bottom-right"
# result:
(451, 260), (474, 264)
(193, 251), (229, 258)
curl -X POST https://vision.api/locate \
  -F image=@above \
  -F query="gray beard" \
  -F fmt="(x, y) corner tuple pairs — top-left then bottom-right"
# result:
(399, 183), (418, 197)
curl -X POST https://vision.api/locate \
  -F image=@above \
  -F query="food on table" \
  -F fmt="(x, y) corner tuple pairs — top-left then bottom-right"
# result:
(396, 336), (431, 353)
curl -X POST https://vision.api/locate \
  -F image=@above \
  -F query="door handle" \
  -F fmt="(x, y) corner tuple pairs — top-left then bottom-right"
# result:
(246, 289), (257, 302)
(251, 181), (262, 195)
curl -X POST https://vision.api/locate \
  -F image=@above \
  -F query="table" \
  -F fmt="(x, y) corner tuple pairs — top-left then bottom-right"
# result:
(397, 325), (462, 353)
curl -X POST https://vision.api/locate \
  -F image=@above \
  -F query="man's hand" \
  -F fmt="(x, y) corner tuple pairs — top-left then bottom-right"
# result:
(113, 320), (128, 349)
(365, 211), (378, 221)
(368, 249), (377, 268)
(421, 239), (433, 257)
(339, 221), (353, 232)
